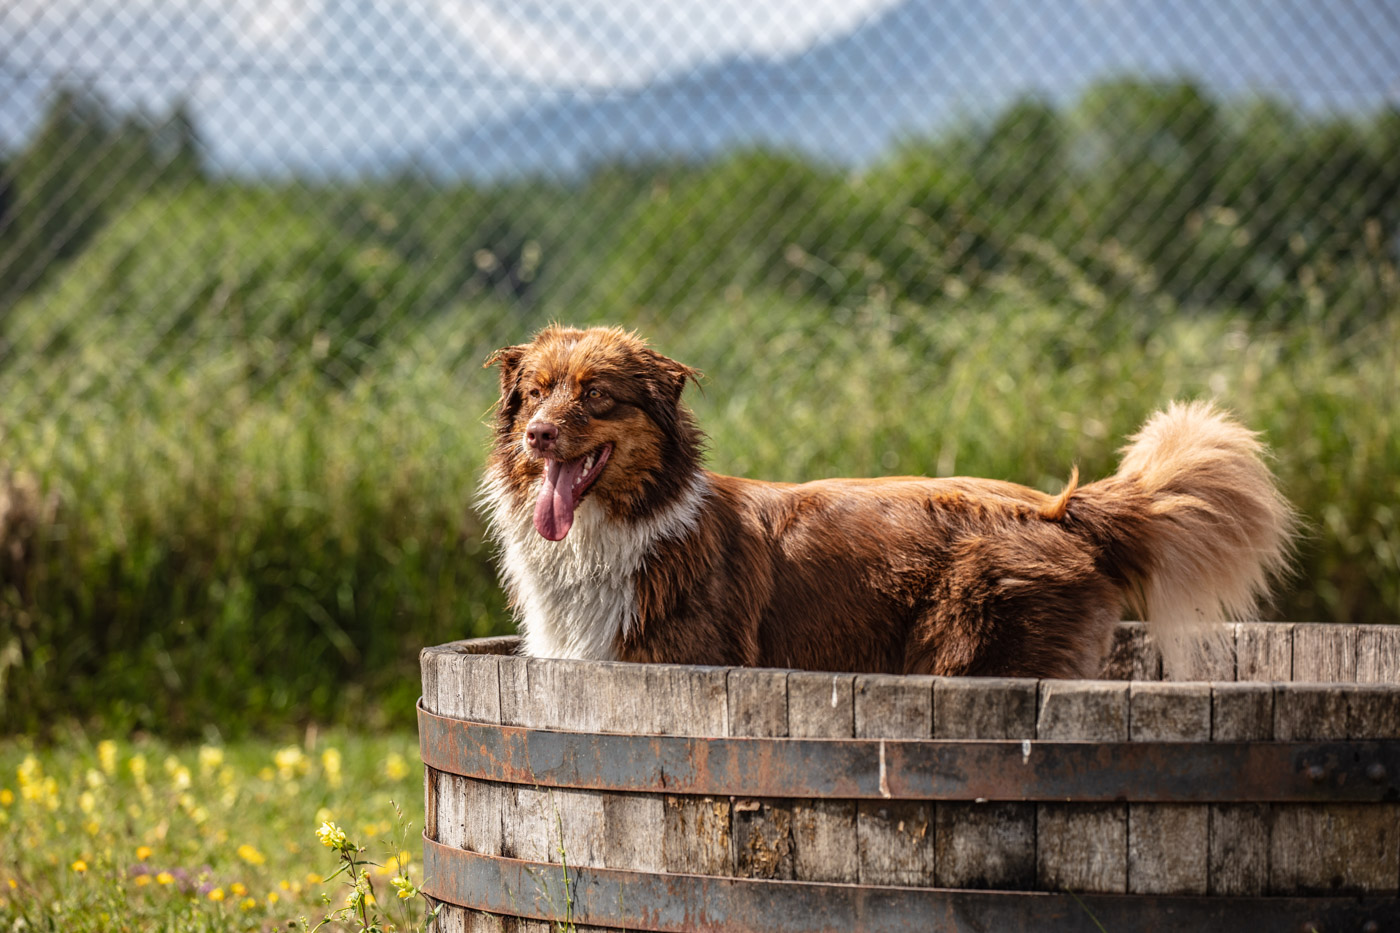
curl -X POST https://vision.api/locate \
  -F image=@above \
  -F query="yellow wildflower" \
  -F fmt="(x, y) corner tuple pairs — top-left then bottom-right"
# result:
(134, 875), (152, 888)
(321, 747), (343, 788)
(128, 755), (147, 783)
(240, 897), (257, 911)
(237, 844), (266, 866)
(383, 753), (408, 781)
(257, 766), (274, 782)
(156, 872), (174, 885)
(171, 766), (191, 791)
(267, 891), (280, 905)
(136, 845), (152, 861)
(304, 872), (322, 886)
(316, 821), (347, 850)
(391, 875), (417, 900)
(71, 860), (88, 873)
(230, 882), (247, 896)
(78, 791), (96, 815)
(198, 746), (224, 776)
(97, 740), (118, 776)
(84, 769), (104, 789)
(0, 789), (12, 806)
(83, 819), (100, 836)
(207, 887), (225, 902)
(278, 880), (291, 892)
(315, 806), (334, 824)
(273, 746), (307, 781)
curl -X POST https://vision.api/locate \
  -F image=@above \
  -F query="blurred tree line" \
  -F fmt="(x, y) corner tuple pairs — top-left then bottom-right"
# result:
(2, 77), (1398, 343)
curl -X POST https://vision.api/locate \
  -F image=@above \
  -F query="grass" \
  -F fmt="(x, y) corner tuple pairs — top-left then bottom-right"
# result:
(0, 729), (431, 932)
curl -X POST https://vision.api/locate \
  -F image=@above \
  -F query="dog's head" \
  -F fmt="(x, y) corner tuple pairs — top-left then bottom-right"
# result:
(486, 325), (702, 541)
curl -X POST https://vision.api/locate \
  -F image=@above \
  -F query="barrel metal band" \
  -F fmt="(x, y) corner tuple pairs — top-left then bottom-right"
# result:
(421, 837), (1396, 932)
(418, 702), (1400, 803)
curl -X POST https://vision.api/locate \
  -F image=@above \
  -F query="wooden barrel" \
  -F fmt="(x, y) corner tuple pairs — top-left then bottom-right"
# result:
(418, 623), (1400, 932)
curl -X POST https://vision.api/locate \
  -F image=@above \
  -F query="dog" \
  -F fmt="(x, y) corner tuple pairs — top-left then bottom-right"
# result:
(481, 325), (1294, 678)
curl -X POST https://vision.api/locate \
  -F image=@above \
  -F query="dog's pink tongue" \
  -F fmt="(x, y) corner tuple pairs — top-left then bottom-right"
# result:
(533, 458), (587, 541)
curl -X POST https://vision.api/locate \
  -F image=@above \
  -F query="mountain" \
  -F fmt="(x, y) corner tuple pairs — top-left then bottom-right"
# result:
(413, 0), (1400, 182)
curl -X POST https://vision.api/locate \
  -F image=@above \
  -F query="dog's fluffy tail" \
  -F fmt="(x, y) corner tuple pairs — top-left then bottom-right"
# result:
(1074, 401), (1296, 677)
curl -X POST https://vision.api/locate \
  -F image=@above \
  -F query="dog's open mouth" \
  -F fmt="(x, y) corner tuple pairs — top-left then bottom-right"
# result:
(533, 443), (613, 541)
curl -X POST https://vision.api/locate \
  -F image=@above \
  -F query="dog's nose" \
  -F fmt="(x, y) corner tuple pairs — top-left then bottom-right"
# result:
(527, 421), (559, 453)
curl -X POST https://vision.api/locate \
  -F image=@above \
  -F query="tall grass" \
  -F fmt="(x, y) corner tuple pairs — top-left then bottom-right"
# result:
(1, 227), (1396, 736)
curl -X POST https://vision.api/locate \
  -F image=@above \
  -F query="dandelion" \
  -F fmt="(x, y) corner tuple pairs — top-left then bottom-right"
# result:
(0, 789), (12, 806)
(278, 880), (291, 892)
(97, 740), (118, 776)
(136, 845), (152, 861)
(71, 860), (88, 873)
(83, 819), (100, 836)
(208, 887), (225, 902)
(156, 872), (174, 886)
(237, 844), (266, 866)
(267, 891), (280, 905)
(240, 896), (257, 911)
(134, 875), (152, 888)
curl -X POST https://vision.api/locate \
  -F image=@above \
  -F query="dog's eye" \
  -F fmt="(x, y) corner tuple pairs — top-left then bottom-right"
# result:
(587, 388), (603, 400)
(528, 388), (542, 400)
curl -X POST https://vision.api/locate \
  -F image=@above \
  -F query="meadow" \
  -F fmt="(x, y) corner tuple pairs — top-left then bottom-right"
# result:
(1, 77), (1397, 931)
(0, 729), (434, 932)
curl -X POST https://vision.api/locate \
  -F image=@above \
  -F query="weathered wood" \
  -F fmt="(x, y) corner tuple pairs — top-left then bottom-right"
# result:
(788, 672), (858, 883)
(1128, 683), (1209, 894)
(1345, 683), (1400, 738)
(1097, 621), (1162, 681)
(601, 793), (665, 873)
(1292, 624), (1358, 683)
(1270, 682), (1400, 894)
(1356, 625), (1400, 684)
(1208, 679), (1274, 896)
(663, 793), (731, 874)
(661, 661), (733, 877)
(727, 668), (789, 739)
(1036, 681), (1129, 893)
(934, 677), (1037, 890)
(854, 674), (934, 886)
(1235, 622), (1293, 682)
(1163, 624), (1236, 683)
(728, 668), (794, 880)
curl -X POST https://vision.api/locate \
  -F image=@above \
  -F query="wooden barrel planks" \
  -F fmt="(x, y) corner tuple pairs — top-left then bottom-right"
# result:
(418, 622), (1400, 932)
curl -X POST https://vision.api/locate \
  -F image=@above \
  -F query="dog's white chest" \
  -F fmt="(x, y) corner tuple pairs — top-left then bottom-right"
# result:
(481, 476), (707, 660)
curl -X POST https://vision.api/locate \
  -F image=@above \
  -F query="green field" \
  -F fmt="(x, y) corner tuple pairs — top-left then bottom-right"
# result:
(0, 730), (433, 932)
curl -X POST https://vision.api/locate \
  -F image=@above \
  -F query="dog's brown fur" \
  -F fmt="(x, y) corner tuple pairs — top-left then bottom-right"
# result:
(482, 325), (1294, 678)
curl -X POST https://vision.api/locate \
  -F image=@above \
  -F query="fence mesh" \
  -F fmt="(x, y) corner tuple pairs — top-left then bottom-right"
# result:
(1, 1), (1398, 730)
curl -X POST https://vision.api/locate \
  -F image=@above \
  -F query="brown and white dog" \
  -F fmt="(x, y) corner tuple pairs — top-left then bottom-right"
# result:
(481, 325), (1293, 678)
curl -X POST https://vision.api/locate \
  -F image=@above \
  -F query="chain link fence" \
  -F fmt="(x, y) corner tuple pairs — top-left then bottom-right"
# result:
(1, 1), (1398, 731)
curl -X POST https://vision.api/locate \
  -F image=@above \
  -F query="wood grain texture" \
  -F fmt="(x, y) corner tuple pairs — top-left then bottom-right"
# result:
(1128, 682), (1210, 894)
(788, 671), (858, 883)
(1163, 624), (1236, 683)
(1356, 625), (1400, 684)
(1270, 682), (1400, 894)
(854, 674), (934, 886)
(727, 668), (794, 880)
(1097, 621), (1162, 681)
(1036, 681), (1129, 893)
(1235, 623), (1293, 682)
(934, 677), (1037, 890)
(1207, 678), (1273, 898)
(1291, 624), (1358, 683)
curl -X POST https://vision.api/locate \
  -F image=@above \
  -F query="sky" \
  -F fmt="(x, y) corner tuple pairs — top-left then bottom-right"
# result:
(2, 0), (1396, 178)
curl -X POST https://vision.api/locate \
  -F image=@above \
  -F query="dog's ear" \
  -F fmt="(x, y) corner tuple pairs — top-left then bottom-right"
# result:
(639, 348), (701, 409)
(484, 345), (527, 398)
